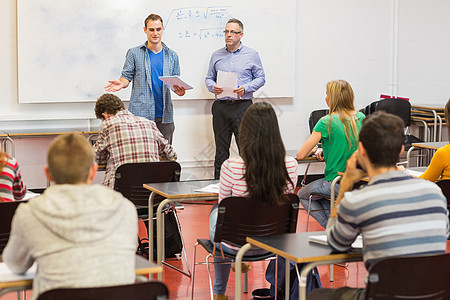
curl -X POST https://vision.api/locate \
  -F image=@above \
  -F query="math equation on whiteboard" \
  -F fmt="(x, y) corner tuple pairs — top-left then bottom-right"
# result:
(165, 6), (232, 40)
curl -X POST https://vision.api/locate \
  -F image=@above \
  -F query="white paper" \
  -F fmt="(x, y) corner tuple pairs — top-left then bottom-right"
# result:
(217, 70), (238, 99)
(194, 183), (220, 193)
(23, 190), (40, 200)
(308, 234), (363, 249)
(405, 169), (424, 177)
(158, 76), (193, 91)
(0, 263), (36, 282)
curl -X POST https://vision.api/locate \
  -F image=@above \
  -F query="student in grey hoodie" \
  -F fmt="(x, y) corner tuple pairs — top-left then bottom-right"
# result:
(3, 133), (138, 300)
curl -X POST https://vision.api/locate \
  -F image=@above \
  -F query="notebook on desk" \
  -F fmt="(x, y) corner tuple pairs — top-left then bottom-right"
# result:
(308, 234), (363, 249)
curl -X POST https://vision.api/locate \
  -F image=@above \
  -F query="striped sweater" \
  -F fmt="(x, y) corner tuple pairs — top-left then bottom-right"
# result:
(327, 170), (449, 269)
(0, 155), (26, 202)
(218, 156), (298, 202)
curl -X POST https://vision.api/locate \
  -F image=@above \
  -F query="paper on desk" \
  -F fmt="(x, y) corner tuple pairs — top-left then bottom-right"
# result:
(0, 263), (36, 282)
(23, 190), (40, 200)
(158, 75), (193, 91)
(217, 70), (238, 99)
(308, 234), (363, 249)
(194, 183), (220, 193)
(405, 169), (424, 177)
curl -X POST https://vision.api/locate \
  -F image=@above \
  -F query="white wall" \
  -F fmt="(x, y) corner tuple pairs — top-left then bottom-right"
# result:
(1, 0), (450, 188)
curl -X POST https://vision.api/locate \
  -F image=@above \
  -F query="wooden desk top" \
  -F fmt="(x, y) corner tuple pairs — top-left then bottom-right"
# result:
(0, 129), (99, 138)
(285, 150), (322, 164)
(411, 141), (448, 150)
(247, 232), (362, 264)
(0, 255), (161, 289)
(411, 104), (445, 111)
(143, 180), (219, 199)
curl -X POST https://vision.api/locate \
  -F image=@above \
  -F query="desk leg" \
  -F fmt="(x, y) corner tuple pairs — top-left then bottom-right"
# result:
(234, 243), (252, 300)
(148, 192), (156, 263)
(156, 198), (172, 281)
(285, 258), (290, 300)
(406, 146), (415, 168)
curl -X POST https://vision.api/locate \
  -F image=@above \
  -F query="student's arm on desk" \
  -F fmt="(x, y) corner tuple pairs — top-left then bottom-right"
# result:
(3, 210), (34, 275)
(296, 131), (322, 160)
(93, 123), (108, 164)
(419, 148), (446, 182)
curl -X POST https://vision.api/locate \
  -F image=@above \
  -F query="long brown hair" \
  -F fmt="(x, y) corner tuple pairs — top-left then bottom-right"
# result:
(326, 80), (360, 149)
(239, 102), (293, 205)
(445, 99), (450, 140)
(0, 151), (7, 169)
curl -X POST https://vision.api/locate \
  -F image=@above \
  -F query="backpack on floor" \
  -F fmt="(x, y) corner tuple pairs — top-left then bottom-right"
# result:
(265, 257), (322, 299)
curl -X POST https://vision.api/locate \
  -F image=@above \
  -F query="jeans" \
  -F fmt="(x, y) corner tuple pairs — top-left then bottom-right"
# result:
(208, 204), (267, 295)
(297, 178), (340, 228)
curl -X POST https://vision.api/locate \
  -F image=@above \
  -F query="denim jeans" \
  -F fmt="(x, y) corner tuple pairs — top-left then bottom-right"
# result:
(208, 204), (267, 295)
(297, 178), (340, 228)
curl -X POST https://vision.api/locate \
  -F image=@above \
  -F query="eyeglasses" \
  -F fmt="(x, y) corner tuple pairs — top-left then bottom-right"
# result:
(223, 30), (242, 35)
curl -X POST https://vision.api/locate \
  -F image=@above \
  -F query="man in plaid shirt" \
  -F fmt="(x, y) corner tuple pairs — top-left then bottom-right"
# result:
(94, 93), (177, 188)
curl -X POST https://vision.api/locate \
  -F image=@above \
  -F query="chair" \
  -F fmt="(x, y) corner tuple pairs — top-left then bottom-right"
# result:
(436, 180), (450, 225)
(113, 161), (186, 269)
(191, 194), (300, 300)
(301, 109), (329, 186)
(0, 201), (27, 254)
(36, 281), (169, 300)
(365, 253), (450, 299)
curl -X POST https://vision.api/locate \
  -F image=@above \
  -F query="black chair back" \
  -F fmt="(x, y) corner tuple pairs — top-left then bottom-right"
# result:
(114, 161), (181, 214)
(37, 281), (168, 300)
(436, 179), (450, 223)
(308, 109), (329, 133)
(365, 253), (450, 300)
(372, 98), (411, 127)
(214, 194), (299, 247)
(0, 201), (27, 253)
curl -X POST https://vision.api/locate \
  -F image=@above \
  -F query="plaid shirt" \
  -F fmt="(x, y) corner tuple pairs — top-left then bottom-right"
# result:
(121, 42), (180, 123)
(94, 110), (177, 188)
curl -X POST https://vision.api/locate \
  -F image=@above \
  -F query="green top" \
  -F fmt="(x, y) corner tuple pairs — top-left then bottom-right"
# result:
(314, 112), (365, 181)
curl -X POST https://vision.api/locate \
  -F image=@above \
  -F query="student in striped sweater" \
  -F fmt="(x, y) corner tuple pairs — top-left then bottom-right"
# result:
(308, 111), (449, 300)
(209, 102), (298, 300)
(0, 151), (26, 202)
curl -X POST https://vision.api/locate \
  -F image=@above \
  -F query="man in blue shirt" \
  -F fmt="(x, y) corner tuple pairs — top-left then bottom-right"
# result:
(105, 14), (185, 144)
(205, 18), (266, 179)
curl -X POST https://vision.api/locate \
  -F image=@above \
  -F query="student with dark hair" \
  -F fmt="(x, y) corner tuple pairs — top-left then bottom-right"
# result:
(296, 80), (365, 228)
(308, 111), (449, 300)
(94, 93), (177, 188)
(0, 151), (26, 202)
(420, 99), (450, 182)
(209, 102), (298, 300)
(4, 133), (138, 300)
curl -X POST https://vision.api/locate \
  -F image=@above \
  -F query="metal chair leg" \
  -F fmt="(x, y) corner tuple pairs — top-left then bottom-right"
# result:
(205, 254), (214, 300)
(191, 242), (199, 300)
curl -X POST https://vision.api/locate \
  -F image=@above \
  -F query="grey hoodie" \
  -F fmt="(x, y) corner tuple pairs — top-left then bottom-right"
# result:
(3, 184), (138, 299)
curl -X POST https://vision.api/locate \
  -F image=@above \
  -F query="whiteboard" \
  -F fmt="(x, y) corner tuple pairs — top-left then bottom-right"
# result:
(17, 0), (295, 103)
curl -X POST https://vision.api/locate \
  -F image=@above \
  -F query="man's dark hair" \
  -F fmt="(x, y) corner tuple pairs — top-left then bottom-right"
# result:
(359, 111), (405, 167)
(94, 93), (125, 120)
(144, 14), (163, 28)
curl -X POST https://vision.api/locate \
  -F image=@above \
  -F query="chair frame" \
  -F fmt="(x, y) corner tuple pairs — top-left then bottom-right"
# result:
(36, 281), (169, 300)
(365, 253), (450, 299)
(191, 194), (300, 300)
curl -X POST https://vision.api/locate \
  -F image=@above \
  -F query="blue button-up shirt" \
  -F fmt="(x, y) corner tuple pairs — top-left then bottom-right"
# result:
(121, 42), (180, 123)
(205, 43), (266, 100)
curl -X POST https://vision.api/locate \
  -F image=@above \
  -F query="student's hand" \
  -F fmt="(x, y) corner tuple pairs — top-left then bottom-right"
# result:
(173, 85), (186, 96)
(104, 80), (124, 92)
(342, 152), (367, 187)
(233, 86), (245, 96)
(213, 85), (223, 95)
(315, 149), (324, 161)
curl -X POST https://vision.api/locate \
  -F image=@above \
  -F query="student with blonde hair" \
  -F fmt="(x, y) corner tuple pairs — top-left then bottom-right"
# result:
(296, 80), (365, 228)
(420, 99), (450, 182)
(0, 151), (26, 202)
(4, 133), (137, 300)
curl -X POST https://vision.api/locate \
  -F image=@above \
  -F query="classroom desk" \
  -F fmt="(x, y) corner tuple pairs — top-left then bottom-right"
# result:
(0, 255), (162, 298)
(406, 141), (448, 167)
(234, 232), (363, 300)
(143, 180), (219, 280)
(411, 104), (445, 142)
